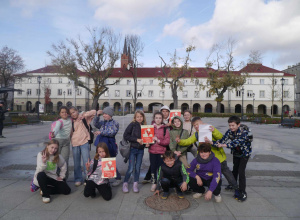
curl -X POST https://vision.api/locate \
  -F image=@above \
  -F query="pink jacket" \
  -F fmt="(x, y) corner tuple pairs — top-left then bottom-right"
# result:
(148, 124), (170, 155)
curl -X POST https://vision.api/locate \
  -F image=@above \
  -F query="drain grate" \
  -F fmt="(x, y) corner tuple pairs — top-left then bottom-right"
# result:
(145, 194), (190, 212)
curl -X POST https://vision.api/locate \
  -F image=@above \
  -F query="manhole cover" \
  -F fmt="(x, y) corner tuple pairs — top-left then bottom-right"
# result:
(145, 194), (190, 212)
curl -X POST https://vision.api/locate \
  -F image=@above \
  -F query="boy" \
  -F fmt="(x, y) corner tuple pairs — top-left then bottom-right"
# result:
(177, 117), (238, 192)
(154, 151), (189, 199)
(186, 143), (222, 203)
(207, 115), (252, 202)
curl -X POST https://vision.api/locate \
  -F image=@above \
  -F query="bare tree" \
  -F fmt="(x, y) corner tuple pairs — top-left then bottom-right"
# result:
(158, 45), (195, 109)
(248, 50), (263, 64)
(126, 35), (144, 110)
(0, 46), (24, 106)
(48, 27), (121, 109)
(203, 38), (246, 113)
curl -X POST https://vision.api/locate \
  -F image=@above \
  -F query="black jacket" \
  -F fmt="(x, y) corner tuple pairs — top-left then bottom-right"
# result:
(123, 121), (145, 150)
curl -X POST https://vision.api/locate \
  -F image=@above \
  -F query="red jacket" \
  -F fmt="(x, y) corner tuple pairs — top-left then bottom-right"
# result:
(148, 124), (170, 154)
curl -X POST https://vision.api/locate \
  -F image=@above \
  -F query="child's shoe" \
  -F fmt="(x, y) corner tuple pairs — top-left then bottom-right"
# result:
(42, 197), (50, 203)
(75, 182), (81, 187)
(142, 179), (151, 184)
(193, 193), (203, 199)
(161, 192), (169, 200)
(233, 189), (240, 199)
(176, 189), (184, 199)
(133, 182), (139, 193)
(225, 185), (234, 191)
(112, 179), (122, 187)
(122, 182), (129, 193)
(151, 184), (157, 192)
(215, 194), (222, 203)
(237, 192), (247, 202)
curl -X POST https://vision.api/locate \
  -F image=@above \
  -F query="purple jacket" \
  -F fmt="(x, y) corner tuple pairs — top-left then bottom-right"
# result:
(148, 124), (170, 155)
(186, 152), (221, 192)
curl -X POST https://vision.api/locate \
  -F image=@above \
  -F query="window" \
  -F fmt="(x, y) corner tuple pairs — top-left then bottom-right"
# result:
(36, 89), (41, 96)
(27, 89), (31, 96)
(115, 90), (120, 97)
(17, 90), (22, 95)
(48, 89), (51, 95)
(247, 90), (253, 98)
(284, 79), (288, 85)
(104, 91), (109, 97)
(194, 91), (199, 98)
(59, 78), (62, 83)
(195, 79), (199, 86)
(149, 80), (153, 85)
(68, 79), (71, 84)
(236, 90), (241, 97)
(126, 90), (131, 97)
(67, 89), (72, 95)
(28, 78), (32, 83)
(247, 79), (252, 84)
(206, 91), (211, 98)
(115, 80), (120, 85)
(137, 90), (142, 97)
(127, 80), (131, 85)
(284, 91), (289, 98)
(182, 91), (188, 98)
(273, 91), (278, 98)
(138, 80), (142, 85)
(260, 79), (264, 84)
(58, 89), (62, 96)
(47, 78), (51, 83)
(77, 89), (82, 96)
(148, 90), (153, 97)
(159, 90), (165, 97)
(183, 80), (188, 86)
(259, 90), (265, 98)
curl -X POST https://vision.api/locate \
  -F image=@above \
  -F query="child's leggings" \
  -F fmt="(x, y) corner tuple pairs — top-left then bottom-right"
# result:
(232, 156), (249, 193)
(84, 180), (112, 201)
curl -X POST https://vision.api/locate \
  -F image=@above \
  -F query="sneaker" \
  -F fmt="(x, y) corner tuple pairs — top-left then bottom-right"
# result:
(233, 189), (240, 199)
(122, 182), (129, 193)
(133, 182), (139, 193)
(112, 179), (122, 187)
(151, 184), (157, 192)
(193, 193), (203, 199)
(225, 185), (234, 191)
(237, 192), (247, 202)
(42, 197), (50, 203)
(176, 189), (184, 199)
(215, 194), (222, 203)
(75, 182), (82, 187)
(161, 192), (169, 200)
(142, 179), (151, 184)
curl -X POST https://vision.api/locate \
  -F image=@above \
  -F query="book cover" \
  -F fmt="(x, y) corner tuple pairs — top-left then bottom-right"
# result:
(101, 157), (116, 178)
(169, 110), (181, 123)
(141, 125), (154, 144)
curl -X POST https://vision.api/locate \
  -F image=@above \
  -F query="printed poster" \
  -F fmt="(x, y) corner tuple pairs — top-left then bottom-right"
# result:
(198, 124), (212, 142)
(39, 104), (44, 113)
(141, 125), (154, 144)
(169, 110), (181, 123)
(101, 157), (116, 178)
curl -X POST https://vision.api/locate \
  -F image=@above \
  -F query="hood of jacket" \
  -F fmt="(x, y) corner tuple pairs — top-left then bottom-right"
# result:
(171, 116), (183, 130)
(196, 151), (215, 164)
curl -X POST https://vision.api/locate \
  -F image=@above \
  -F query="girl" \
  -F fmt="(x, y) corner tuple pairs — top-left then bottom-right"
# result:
(123, 110), (147, 193)
(148, 112), (170, 191)
(33, 139), (71, 203)
(84, 142), (112, 201)
(182, 109), (197, 157)
(51, 106), (72, 180)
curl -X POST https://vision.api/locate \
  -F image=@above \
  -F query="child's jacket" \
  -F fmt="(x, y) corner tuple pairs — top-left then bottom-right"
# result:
(123, 121), (145, 150)
(86, 158), (109, 185)
(169, 116), (189, 155)
(186, 152), (221, 192)
(148, 124), (170, 155)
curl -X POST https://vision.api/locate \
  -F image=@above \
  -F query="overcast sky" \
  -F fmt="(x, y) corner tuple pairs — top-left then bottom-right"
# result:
(1, 0), (299, 72)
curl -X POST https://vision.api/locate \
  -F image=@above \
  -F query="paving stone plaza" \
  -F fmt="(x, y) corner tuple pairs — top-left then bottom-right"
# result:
(0, 115), (300, 219)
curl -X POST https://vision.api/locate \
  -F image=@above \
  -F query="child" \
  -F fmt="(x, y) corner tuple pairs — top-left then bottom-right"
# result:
(178, 117), (238, 192)
(154, 151), (189, 199)
(148, 112), (170, 191)
(33, 139), (71, 203)
(207, 115), (252, 202)
(182, 109), (197, 157)
(93, 106), (121, 187)
(186, 143), (222, 203)
(51, 106), (72, 180)
(123, 110), (148, 193)
(169, 116), (190, 168)
(84, 142), (112, 201)
(69, 107), (96, 186)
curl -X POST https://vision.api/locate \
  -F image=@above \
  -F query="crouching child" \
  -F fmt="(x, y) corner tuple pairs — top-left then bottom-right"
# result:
(186, 143), (222, 203)
(154, 151), (189, 199)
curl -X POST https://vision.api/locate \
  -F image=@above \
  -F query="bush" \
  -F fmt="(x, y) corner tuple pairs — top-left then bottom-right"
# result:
(192, 113), (269, 118)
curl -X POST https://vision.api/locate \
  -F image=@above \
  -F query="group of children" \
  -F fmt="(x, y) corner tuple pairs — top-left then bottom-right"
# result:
(32, 105), (252, 204)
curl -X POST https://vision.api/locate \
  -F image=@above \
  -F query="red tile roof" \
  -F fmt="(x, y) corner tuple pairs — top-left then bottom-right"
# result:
(240, 64), (294, 77)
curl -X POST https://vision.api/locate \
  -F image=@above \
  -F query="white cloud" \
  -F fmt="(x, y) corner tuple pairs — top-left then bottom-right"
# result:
(162, 0), (300, 66)
(10, 0), (52, 17)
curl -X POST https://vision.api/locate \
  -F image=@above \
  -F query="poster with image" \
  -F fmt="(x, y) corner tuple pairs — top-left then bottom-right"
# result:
(198, 124), (212, 142)
(101, 157), (116, 178)
(141, 125), (154, 144)
(169, 110), (181, 123)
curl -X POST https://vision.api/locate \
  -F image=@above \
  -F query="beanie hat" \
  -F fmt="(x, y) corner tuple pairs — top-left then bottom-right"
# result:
(160, 105), (170, 112)
(103, 106), (114, 117)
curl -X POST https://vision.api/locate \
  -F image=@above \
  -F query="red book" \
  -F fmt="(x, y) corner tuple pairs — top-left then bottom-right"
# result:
(101, 158), (116, 178)
(141, 125), (154, 144)
(169, 110), (181, 123)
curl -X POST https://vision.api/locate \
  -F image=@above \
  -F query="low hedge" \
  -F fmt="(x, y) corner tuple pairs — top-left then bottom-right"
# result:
(192, 113), (269, 118)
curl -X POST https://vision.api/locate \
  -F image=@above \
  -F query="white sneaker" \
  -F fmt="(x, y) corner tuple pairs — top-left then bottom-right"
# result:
(112, 179), (122, 187)
(75, 182), (82, 187)
(215, 194), (222, 203)
(193, 193), (203, 199)
(151, 184), (157, 192)
(42, 197), (50, 203)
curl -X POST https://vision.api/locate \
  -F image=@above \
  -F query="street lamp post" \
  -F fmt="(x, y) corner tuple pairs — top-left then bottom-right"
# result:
(241, 86), (245, 117)
(37, 76), (42, 119)
(281, 77), (285, 123)
(63, 91), (66, 105)
(252, 93), (255, 116)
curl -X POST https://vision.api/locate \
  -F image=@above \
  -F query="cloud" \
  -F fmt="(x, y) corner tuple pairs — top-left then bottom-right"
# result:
(10, 0), (52, 17)
(162, 0), (300, 65)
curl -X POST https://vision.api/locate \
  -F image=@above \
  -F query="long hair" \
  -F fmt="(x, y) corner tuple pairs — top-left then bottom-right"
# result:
(58, 106), (70, 115)
(94, 142), (110, 160)
(42, 139), (60, 164)
(132, 110), (147, 125)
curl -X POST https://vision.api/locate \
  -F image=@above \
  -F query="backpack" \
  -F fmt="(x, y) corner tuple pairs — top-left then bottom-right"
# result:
(30, 178), (39, 192)
(119, 138), (130, 163)
(49, 119), (63, 140)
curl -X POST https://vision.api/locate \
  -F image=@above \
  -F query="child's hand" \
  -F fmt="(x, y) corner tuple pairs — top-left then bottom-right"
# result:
(41, 151), (47, 163)
(50, 132), (55, 138)
(205, 190), (213, 200)
(180, 182), (187, 191)
(97, 110), (103, 116)
(209, 126), (215, 132)
(196, 176), (203, 186)
(204, 137), (213, 145)
(145, 144), (150, 148)
(175, 136), (180, 143)
(137, 139), (143, 145)
(94, 131), (101, 136)
(174, 151), (181, 156)
(166, 123), (171, 127)
(85, 158), (91, 171)
(78, 114), (84, 120)
(154, 190), (160, 196)
(57, 177), (63, 181)
(153, 136), (158, 142)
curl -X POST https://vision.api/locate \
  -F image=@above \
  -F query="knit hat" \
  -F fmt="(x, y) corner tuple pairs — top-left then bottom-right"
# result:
(160, 105), (170, 112)
(103, 106), (114, 117)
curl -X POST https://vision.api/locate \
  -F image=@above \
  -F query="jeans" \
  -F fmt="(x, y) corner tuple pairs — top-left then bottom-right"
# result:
(232, 156), (249, 193)
(221, 160), (238, 189)
(149, 153), (163, 183)
(72, 142), (90, 182)
(124, 148), (144, 183)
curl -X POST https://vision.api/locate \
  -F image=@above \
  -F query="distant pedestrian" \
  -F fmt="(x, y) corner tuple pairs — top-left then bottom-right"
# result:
(0, 101), (10, 138)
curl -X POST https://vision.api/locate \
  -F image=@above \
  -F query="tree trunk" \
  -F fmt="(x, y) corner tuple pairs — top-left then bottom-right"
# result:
(91, 94), (101, 109)
(216, 101), (221, 113)
(133, 80), (137, 111)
